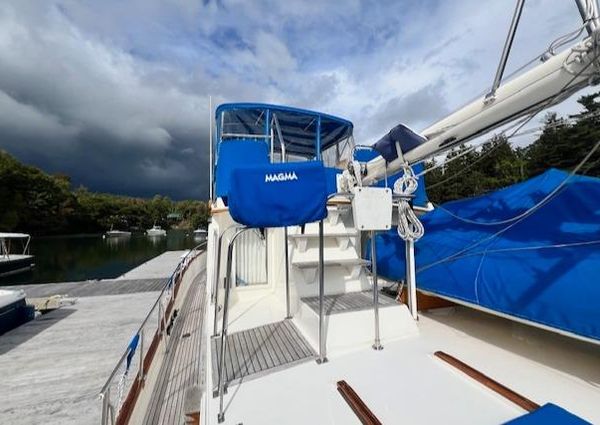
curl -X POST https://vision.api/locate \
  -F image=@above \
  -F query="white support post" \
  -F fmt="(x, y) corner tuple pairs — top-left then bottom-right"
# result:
(405, 239), (418, 320)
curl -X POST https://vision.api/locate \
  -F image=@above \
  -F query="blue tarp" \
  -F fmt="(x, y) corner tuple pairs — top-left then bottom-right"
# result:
(503, 403), (591, 424)
(371, 169), (600, 341)
(229, 161), (328, 228)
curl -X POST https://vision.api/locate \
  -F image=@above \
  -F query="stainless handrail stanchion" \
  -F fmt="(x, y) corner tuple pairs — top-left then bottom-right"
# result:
(284, 226), (291, 319)
(138, 329), (144, 383)
(212, 225), (239, 337)
(101, 388), (110, 425)
(216, 228), (248, 423)
(316, 219), (327, 364)
(370, 230), (383, 350)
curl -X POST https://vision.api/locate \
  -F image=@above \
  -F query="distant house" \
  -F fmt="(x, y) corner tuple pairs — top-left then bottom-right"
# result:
(167, 212), (182, 221)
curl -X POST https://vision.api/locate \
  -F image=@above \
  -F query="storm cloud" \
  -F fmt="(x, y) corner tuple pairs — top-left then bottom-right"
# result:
(0, 0), (588, 199)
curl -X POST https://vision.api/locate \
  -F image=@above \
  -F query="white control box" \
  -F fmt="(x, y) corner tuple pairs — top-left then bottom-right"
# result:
(352, 187), (393, 231)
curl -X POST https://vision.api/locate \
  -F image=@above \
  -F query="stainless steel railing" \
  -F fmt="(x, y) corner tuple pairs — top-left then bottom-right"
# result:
(98, 241), (207, 425)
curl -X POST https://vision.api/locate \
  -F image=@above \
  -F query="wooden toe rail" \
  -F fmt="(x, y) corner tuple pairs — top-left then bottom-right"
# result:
(434, 351), (540, 412)
(337, 380), (382, 425)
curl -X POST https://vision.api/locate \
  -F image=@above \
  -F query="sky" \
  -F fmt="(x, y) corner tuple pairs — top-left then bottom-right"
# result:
(0, 0), (593, 200)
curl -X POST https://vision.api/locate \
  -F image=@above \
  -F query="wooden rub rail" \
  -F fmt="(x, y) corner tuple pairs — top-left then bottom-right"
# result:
(434, 351), (540, 412)
(337, 380), (382, 425)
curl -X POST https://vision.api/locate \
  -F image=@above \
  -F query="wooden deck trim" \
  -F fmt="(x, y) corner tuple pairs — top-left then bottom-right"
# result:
(337, 380), (382, 425)
(434, 351), (540, 412)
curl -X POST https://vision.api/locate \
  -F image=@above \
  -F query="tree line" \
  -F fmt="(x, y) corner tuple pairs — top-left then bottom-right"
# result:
(0, 151), (209, 236)
(424, 91), (600, 203)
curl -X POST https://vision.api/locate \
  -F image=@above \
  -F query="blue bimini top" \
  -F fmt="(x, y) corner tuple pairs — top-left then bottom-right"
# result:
(216, 103), (353, 157)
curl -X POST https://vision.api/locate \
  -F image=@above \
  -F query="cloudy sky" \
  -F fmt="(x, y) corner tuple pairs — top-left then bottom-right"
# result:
(0, 0), (592, 199)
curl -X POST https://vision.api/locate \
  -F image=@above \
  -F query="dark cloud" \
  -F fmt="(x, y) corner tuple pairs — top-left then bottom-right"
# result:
(0, 0), (586, 201)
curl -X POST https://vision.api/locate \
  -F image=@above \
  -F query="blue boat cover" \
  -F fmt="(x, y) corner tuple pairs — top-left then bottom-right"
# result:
(503, 403), (591, 424)
(353, 147), (429, 207)
(215, 139), (269, 199)
(228, 161), (328, 227)
(370, 169), (600, 341)
(372, 123), (427, 161)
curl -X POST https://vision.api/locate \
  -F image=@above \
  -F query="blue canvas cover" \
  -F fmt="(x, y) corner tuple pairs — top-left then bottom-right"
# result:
(215, 139), (269, 199)
(503, 403), (591, 424)
(228, 161), (328, 228)
(370, 169), (600, 341)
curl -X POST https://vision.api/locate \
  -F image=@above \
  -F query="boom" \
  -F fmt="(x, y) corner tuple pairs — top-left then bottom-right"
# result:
(362, 1), (600, 185)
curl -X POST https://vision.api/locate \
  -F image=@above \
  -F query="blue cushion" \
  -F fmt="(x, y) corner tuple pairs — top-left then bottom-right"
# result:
(215, 139), (269, 199)
(503, 404), (591, 425)
(229, 161), (328, 228)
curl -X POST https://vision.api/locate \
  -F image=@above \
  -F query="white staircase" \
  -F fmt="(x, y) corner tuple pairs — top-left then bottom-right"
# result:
(287, 204), (418, 355)
(289, 205), (371, 296)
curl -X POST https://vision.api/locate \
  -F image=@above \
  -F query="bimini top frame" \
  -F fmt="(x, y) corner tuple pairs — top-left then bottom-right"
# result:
(215, 103), (353, 157)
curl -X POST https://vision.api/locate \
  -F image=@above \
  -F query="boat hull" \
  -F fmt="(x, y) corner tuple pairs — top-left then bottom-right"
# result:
(0, 255), (35, 277)
(0, 290), (32, 335)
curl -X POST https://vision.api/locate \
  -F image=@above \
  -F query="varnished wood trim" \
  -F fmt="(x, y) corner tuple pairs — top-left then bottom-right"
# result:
(337, 380), (382, 425)
(434, 351), (540, 412)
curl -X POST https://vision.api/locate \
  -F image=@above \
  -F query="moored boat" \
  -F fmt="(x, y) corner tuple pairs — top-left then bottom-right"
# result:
(0, 233), (35, 278)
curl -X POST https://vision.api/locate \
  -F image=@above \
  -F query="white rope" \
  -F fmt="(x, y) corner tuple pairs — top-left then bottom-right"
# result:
(115, 367), (128, 412)
(394, 165), (424, 241)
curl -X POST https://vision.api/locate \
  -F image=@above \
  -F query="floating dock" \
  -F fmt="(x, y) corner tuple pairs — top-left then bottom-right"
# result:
(0, 250), (196, 425)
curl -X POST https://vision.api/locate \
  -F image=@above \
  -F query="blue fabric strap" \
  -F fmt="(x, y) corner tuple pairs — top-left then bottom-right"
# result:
(229, 161), (328, 228)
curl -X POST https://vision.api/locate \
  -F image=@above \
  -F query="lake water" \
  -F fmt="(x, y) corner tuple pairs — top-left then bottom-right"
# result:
(0, 229), (203, 285)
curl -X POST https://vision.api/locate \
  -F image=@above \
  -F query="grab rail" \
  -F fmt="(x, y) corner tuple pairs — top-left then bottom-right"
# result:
(98, 241), (207, 425)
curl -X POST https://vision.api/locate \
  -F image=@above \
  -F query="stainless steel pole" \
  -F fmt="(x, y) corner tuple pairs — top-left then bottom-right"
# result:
(371, 231), (383, 350)
(575, 0), (600, 35)
(217, 229), (247, 423)
(486, 0), (525, 100)
(317, 220), (327, 364)
(138, 329), (144, 384)
(284, 226), (291, 319)
(405, 239), (418, 320)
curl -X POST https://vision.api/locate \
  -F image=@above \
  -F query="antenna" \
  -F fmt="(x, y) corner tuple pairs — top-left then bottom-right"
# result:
(209, 95), (213, 202)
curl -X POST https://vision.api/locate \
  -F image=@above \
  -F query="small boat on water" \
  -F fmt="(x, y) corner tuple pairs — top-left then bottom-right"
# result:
(0, 233), (35, 277)
(146, 224), (167, 237)
(104, 225), (131, 238)
(193, 228), (207, 240)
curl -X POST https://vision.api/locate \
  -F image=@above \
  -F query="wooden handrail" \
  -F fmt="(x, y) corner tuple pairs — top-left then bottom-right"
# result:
(337, 380), (382, 425)
(434, 351), (540, 412)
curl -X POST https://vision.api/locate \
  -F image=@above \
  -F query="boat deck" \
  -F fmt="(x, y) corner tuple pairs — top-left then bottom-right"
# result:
(211, 319), (316, 389)
(208, 307), (600, 424)
(143, 271), (207, 425)
(301, 290), (397, 315)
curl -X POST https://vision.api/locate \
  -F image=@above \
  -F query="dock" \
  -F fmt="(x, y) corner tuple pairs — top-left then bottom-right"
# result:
(0, 250), (201, 425)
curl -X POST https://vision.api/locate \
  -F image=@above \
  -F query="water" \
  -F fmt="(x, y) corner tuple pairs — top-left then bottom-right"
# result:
(0, 229), (203, 285)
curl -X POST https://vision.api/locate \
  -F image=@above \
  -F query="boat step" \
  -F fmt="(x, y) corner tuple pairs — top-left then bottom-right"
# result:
(211, 319), (315, 390)
(301, 290), (397, 315)
(288, 231), (358, 252)
(292, 258), (369, 281)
